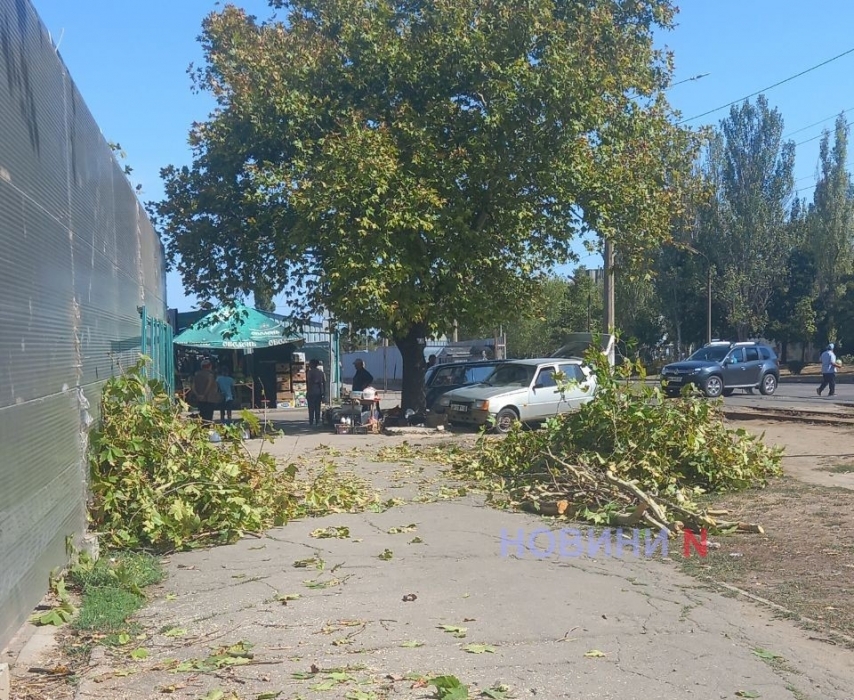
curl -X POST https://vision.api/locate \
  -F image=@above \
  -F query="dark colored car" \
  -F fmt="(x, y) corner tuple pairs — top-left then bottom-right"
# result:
(660, 341), (780, 398)
(425, 360), (508, 413)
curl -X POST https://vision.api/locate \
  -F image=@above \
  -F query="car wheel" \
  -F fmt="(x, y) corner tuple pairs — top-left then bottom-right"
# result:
(759, 373), (778, 395)
(702, 375), (724, 398)
(493, 408), (519, 434)
(722, 388), (734, 397)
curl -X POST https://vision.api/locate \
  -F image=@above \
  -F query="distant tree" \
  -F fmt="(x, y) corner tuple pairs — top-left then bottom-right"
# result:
(767, 247), (817, 361)
(151, 0), (697, 411)
(503, 276), (569, 359)
(805, 114), (854, 342)
(253, 281), (276, 313)
(700, 96), (795, 339)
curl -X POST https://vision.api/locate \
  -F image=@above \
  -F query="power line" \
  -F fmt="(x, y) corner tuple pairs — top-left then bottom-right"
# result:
(784, 107), (854, 138)
(678, 45), (854, 125)
(795, 117), (854, 146)
(668, 72), (711, 89)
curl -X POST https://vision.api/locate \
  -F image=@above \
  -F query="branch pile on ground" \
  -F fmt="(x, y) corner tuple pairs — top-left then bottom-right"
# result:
(448, 353), (783, 536)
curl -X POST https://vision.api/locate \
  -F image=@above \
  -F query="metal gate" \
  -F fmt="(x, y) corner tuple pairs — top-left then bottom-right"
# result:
(140, 306), (175, 394)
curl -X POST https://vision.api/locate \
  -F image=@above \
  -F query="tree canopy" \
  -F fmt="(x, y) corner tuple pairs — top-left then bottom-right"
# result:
(152, 0), (697, 408)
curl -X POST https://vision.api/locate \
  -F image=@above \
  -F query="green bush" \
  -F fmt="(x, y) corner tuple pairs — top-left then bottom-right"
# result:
(88, 358), (297, 551)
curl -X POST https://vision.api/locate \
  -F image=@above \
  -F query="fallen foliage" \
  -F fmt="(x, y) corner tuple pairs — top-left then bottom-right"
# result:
(88, 358), (377, 551)
(448, 349), (783, 535)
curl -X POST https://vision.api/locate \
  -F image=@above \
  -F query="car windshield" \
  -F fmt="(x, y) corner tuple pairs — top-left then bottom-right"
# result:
(484, 364), (536, 387)
(688, 346), (730, 362)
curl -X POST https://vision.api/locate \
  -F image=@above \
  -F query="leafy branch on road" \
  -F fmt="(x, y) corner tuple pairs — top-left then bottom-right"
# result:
(88, 358), (378, 552)
(448, 349), (783, 535)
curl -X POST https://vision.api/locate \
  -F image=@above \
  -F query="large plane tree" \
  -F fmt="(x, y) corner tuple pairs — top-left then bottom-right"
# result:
(152, 0), (696, 410)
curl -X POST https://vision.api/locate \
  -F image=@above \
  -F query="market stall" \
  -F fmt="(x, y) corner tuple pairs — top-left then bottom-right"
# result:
(173, 303), (305, 409)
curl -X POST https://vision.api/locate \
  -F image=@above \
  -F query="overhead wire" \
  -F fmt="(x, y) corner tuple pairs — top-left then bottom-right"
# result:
(783, 107), (854, 138)
(795, 118), (854, 146)
(677, 45), (854, 125)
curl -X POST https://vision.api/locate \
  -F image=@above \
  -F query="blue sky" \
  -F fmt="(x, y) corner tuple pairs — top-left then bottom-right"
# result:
(29, 0), (854, 312)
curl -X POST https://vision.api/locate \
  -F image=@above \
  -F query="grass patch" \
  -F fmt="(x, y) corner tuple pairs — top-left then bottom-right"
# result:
(69, 551), (163, 637)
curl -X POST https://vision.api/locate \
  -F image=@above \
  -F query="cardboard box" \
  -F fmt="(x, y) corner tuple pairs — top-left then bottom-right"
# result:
(292, 371), (307, 381)
(277, 381), (292, 391)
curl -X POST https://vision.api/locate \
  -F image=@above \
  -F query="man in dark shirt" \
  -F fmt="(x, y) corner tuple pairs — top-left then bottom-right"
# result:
(352, 359), (374, 392)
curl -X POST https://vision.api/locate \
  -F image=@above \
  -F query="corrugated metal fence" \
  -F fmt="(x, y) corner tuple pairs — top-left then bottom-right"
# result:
(0, 0), (168, 649)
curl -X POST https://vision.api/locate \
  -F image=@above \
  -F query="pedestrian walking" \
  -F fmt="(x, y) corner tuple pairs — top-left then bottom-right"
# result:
(817, 343), (841, 397)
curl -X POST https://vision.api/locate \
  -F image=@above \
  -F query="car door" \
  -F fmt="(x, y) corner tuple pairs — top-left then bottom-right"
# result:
(558, 363), (590, 409)
(742, 346), (762, 385)
(527, 365), (561, 419)
(722, 347), (747, 386)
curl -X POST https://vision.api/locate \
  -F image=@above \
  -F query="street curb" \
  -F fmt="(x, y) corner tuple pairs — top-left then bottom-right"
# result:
(722, 408), (854, 427)
(699, 577), (854, 649)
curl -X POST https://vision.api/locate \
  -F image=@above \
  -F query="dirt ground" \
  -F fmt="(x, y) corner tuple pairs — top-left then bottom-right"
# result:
(682, 417), (854, 642)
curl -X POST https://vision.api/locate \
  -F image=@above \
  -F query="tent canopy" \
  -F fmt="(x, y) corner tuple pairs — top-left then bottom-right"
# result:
(172, 303), (304, 349)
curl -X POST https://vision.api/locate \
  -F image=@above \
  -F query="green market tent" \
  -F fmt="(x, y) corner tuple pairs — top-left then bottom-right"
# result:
(172, 303), (304, 349)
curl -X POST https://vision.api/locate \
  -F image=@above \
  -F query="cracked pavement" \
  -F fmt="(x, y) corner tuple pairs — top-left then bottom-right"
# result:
(72, 424), (854, 700)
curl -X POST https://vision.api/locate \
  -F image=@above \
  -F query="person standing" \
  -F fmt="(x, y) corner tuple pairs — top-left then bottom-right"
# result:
(216, 365), (236, 423)
(817, 343), (841, 397)
(306, 359), (326, 427)
(427, 354), (437, 368)
(192, 360), (221, 422)
(352, 359), (374, 392)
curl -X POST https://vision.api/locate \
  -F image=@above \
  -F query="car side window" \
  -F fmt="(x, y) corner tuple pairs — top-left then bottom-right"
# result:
(558, 363), (585, 382)
(535, 368), (557, 387)
(759, 347), (771, 360)
(745, 347), (760, 362)
(727, 348), (744, 363)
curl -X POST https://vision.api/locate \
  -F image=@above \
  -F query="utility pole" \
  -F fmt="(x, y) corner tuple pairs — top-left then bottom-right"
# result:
(603, 240), (615, 332)
(453, 319), (459, 343)
(706, 266), (712, 345)
(603, 238), (615, 365)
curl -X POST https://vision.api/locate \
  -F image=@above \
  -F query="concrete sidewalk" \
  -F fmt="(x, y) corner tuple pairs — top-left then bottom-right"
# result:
(62, 429), (854, 700)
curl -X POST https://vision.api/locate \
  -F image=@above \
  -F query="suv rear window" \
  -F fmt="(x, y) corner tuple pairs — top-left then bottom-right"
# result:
(760, 346), (772, 360)
(744, 347), (759, 362)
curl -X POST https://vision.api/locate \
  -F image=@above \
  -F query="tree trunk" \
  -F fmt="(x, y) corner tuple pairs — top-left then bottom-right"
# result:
(395, 323), (428, 412)
(781, 340), (788, 363)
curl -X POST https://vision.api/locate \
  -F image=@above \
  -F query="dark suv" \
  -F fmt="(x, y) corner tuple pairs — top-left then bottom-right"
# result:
(660, 341), (780, 398)
(425, 360), (508, 413)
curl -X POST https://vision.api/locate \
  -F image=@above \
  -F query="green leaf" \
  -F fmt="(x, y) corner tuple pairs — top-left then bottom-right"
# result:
(310, 526), (350, 539)
(399, 640), (424, 648)
(130, 648), (149, 660)
(438, 625), (467, 638)
(462, 644), (495, 654)
(583, 649), (606, 658)
(735, 692), (760, 698)
(378, 549), (394, 561)
(751, 648), (783, 661)
(163, 627), (187, 637)
(429, 675), (469, 700)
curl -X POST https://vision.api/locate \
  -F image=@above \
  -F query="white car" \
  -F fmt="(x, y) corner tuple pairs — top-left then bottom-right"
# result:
(440, 358), (596, 433)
